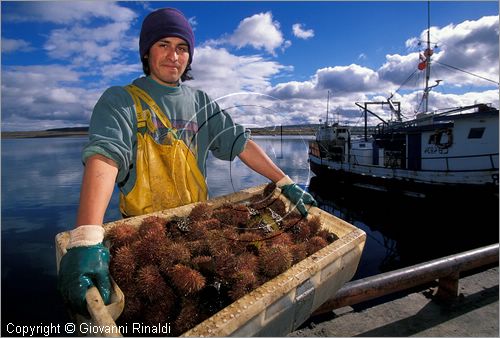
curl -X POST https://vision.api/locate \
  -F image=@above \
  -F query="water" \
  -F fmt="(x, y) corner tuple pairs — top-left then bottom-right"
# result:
(1, 135), (498, 333)
(307, 177), (499, 280)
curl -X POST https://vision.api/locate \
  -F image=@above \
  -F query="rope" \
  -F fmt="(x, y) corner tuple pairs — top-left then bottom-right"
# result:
(394, 69), (419, 94)
(434, 60), (499, 85)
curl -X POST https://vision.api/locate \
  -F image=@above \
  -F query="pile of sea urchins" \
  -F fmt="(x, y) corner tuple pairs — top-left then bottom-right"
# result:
(106, 184), (338, 336)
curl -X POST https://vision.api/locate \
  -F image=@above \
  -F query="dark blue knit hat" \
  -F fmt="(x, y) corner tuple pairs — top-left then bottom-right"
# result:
(139, 8), (194, 65)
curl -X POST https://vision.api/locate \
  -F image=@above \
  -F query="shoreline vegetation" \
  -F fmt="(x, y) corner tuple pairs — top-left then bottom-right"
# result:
(1, 125), (319, 139)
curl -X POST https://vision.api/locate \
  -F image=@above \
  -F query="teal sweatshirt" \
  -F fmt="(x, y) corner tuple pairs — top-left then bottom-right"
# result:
(82, 76), (250, 196)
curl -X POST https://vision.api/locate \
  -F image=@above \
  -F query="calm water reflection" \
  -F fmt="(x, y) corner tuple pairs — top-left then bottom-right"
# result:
(2, 135), (497, 331)
(307, 175), (499, 279)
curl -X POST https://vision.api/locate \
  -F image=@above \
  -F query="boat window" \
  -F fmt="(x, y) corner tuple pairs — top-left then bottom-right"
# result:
(359, 143), (366, 148)
(468, 127), (485, 139)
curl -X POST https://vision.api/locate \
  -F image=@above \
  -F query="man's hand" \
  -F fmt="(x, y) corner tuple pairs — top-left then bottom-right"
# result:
(277, 176), (318, 217)
(58, 225), (111, 316)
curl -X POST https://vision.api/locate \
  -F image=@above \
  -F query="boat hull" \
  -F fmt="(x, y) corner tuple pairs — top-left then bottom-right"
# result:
(309, 155), (499, 198)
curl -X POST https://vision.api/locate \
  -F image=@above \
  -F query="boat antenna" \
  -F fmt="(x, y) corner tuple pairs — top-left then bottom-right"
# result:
(424, 0), (432, 112)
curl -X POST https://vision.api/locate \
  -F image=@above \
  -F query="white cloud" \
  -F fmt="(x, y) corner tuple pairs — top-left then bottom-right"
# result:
(1, 4), (497, 131)
(0, 2), (140, 131)
(264, 15), (498, 126)
(227, 12), (286, 55)
(317, 65), (383, 93)
(100, 63), (143, 80)
(189, 17), (198, 31)
(44, 21), (135, 65)
(190, 45), (289, 98)
(377, 15), (499, 93)
(1, 38), (34, 53)
(193, 11), (500, 128)
(437, 90), (496, 112)
(292, 23), (314, 39)
(2, 65), (81, 86)
(3, 2), (136, 24)
(204, 12), (289, 55)
(189, 46), (392, 127)
(401, 15), (499, 88)
(391, 89), (499, 119)
(282, 40), (293, 52)
(377, 52), (422, 88)
(266, 80), (318, 100)
(4, 2), (138, 67)
(432, 16), (499, 87)
(1, 65), (103, 130)
(188, 45), (294, 127)
(405, 37), (420, 50)
(268, 64), (387, 100)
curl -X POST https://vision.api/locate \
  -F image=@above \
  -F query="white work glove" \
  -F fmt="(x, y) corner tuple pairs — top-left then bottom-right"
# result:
(58, 225), (111, 316)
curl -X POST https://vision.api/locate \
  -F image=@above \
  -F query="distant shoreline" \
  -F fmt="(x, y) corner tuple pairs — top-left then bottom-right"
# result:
(2, 127), (317, 139)
(1, 131), (89, 139)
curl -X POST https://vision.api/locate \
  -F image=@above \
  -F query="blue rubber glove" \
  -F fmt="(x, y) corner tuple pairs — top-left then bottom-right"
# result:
(277, 176), (318, 217)
(58, 225), (111, 316)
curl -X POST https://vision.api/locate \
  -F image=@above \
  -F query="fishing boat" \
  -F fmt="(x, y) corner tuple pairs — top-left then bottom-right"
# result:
(309, 102), (499, 197)
(308, 10), (499, 198)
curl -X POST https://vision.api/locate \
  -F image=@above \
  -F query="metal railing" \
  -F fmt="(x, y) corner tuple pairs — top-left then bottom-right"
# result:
(313, 243), (499, 316)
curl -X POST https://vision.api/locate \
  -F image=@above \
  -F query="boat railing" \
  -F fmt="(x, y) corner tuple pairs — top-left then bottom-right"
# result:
(312, 243), (499, 315)
(422, 152), (499, 171)
(343, 152), (499, 171)
(311, 138), (499, 172)
(374, 103), (498, 135)
(437, 103), (497, 116)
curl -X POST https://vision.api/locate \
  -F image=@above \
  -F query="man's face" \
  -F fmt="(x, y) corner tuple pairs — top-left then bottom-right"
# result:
(147, 36), (190, 87)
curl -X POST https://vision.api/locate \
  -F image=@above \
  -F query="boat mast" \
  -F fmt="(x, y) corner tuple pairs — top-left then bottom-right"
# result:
(424, 1), (431, 112)
(326, 90), (330, 126)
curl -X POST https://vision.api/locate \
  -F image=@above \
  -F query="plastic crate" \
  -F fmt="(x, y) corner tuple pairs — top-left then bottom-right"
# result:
(55, 184), (366, 336)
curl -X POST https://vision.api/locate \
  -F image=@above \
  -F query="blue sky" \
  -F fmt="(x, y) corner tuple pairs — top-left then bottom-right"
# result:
(1, 1), (498, 131)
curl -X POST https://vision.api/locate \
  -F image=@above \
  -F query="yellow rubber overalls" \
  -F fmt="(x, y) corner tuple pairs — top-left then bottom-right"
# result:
(119, 84), (208, 217)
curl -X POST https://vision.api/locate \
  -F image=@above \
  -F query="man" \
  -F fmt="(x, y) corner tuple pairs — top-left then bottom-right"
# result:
(58, 7), (317, 315)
